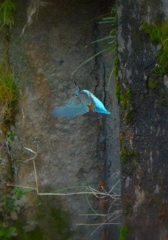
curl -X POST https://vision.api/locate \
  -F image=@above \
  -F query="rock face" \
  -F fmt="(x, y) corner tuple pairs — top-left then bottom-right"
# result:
(118, 0), (168, 239)
(2, 0), (168, 239)
(0, 0), (120, 239)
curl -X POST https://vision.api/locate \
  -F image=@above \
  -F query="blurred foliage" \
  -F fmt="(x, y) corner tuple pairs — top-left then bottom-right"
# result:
(0, 223), (16, 239)
(0, 0), (16, 28)
(119, 225), (129, 240)
(0, 63), (19, 124)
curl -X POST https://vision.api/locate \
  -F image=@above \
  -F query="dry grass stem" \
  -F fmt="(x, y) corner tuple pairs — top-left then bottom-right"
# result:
(6, 147), (121, 237)
(77, 223), (121, 226)
(89, 210), (122, 236)
(7, 147), (121, 199)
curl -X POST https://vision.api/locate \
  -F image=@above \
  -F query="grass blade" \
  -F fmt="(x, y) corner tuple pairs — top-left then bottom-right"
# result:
(72, 46), (113, 75)
(91, 36), (116, 44)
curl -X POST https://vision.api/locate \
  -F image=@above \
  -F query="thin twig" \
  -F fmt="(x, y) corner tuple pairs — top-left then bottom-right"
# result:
(89, 212), (121, 236)
(77, 223), (121, 226)
(109, 179), (120, 194)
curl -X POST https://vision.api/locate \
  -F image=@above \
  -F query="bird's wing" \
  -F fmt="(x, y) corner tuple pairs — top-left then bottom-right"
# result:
(52, 92), (92, 118)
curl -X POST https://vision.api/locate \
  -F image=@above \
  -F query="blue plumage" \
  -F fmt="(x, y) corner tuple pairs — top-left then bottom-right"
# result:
(52, 85), (111, 118)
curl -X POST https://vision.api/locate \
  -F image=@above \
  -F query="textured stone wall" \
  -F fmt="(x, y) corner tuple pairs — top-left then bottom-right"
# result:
(118, 0), (168, 239)
(0, 0), (120, 239)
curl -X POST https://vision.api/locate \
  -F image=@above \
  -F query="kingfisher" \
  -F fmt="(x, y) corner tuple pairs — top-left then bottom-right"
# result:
(52, 83), (111, 118)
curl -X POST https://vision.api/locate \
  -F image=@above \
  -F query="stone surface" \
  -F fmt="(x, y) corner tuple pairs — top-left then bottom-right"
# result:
(10, 210), (18, 220)
(0, 0), (120, 239)
(118, 0), (168, 239)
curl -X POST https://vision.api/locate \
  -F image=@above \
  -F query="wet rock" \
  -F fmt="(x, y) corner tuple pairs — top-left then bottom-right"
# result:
(10, 210), (18, 220)
(23, 222), (37, 232)
(164, 74), (168, 88)
(14, 197), (28, 208)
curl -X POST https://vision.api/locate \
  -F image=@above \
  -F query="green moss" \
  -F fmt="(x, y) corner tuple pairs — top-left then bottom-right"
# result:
(142, 22), (153, 36)
(5, 197), (15, 211)
(120, 88), (132, 110)
(113, 56), (120, 101)
(159, 89), (168, 105)
(125, 110), (135, 124)
(113, 56), (119, 76)
(142, 22), (161, 43)
(123, 208), (133, 216)
(119, 225), (130, 240)
(35, 197), (73, 240)
(151, 65), (165, 76)
(6, 131), (15, 143)
(0, 222), (16, 239)
(16, 221), (45, 240)
(15, 202), (72, 240)
(11, 195), (73, 240)
(142, 20), (168, 75)
(120, 145), (138, 164)
(148, 79), (159, 89)
(0, 63), (19, 123)
(50, 207), (72, 238)
(114, 68), (135, 123)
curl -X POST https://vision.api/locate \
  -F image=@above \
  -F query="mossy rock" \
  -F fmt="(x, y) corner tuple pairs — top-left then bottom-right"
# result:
(142, 20), (168, 75)
(148, 79), (159, 89)
(120, 145), (138, 165)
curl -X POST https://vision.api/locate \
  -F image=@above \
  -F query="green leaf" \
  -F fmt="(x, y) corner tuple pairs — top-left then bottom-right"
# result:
(0, 230), (6, 237)
(102, 17), (116, 20)
(5, 227), (16, 238)
(91, 36), (116, 44)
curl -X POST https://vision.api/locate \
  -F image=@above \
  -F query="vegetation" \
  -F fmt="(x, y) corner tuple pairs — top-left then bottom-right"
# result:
(148, 78), (159, 89)
(5, 197), (15, 211)
(111, 26), (134, 122)
(14, 187), (32, 199)
(72, 7), (117, 75)
(6, 131), (15, 143)
(120, 88), (132, 110)
(0, 0), (18, 124)
(0, 63), (19, 124)
(0, 0), (16, 28)
(141, 21), (168, 104)
(113, 56), (120, 101)
(119, 225), (130, 240)
(0, 187), (34, 240)
(120, 145), (138, 164)
(125, 110), (135, 125)
(119, 85), (135, 124)
(123, 208), (133, 216)
(142, 20), (168, 75)
(0, 222), (16, 239)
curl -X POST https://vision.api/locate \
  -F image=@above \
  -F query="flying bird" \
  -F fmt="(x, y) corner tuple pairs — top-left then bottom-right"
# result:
(52, 83), (111, 118)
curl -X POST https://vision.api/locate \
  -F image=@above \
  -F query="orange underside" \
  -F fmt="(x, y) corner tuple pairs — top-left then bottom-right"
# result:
(88, 104), (98, 115)
(88, 104), (94, 110)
